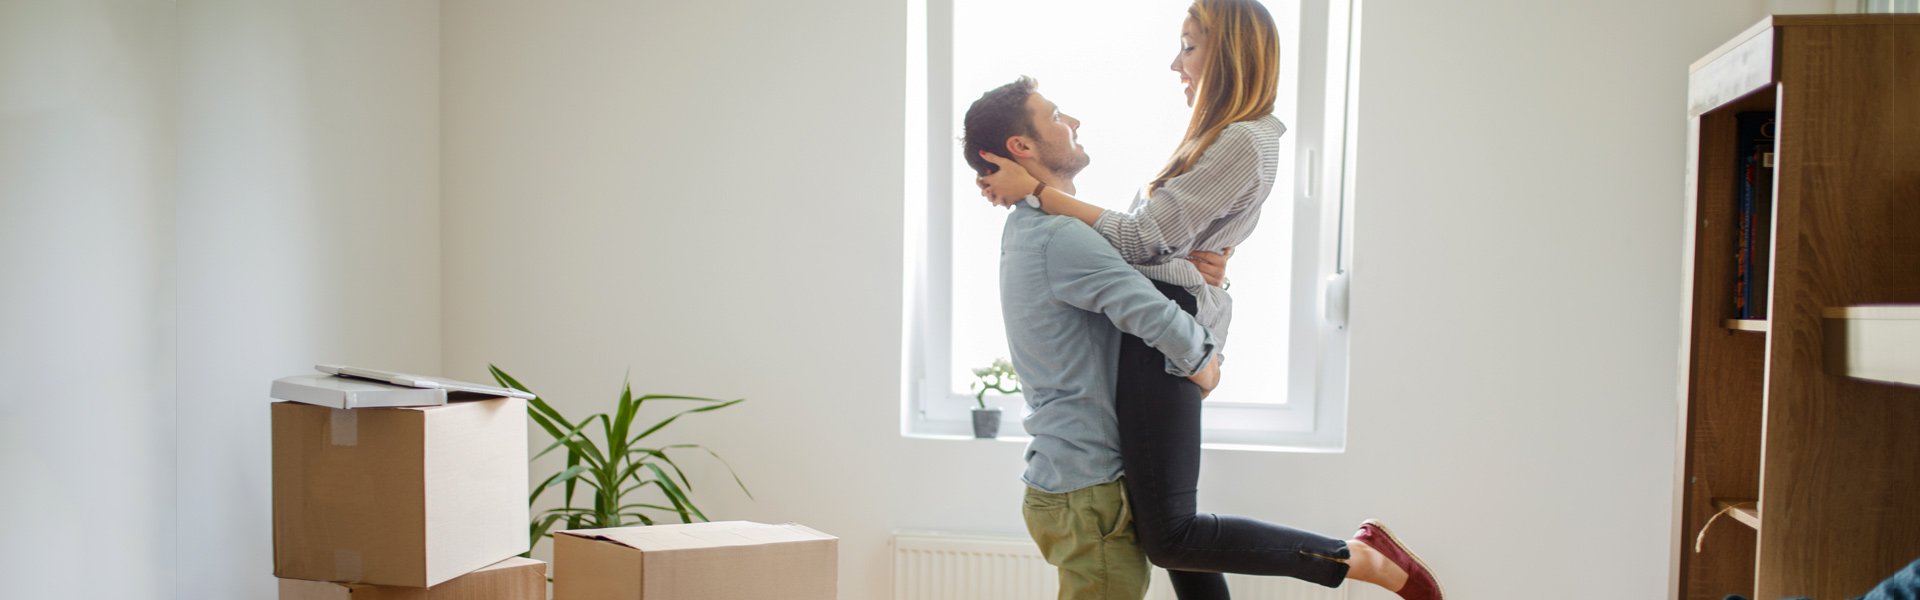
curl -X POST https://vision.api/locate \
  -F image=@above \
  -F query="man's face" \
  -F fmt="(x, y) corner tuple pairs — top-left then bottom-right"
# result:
(1021, 92), (1090, 178)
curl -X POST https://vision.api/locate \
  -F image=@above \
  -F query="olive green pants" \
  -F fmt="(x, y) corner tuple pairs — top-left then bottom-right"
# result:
(1023, 479), (1150, 600)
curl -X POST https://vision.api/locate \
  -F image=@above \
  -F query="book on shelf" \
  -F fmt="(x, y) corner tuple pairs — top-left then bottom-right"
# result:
(1750, 132), (1774, 319)
(1734, 111), (1776, 320)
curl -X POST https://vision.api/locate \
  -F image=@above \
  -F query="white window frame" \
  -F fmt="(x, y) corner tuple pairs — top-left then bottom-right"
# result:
(902, 0), (1361, 451)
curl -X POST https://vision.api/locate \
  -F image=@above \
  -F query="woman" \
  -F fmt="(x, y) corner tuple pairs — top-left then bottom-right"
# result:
(978, 1), (1443, 599)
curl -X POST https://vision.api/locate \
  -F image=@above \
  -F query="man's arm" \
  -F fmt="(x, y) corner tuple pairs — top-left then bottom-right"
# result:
(1042, 221), (1219, 379)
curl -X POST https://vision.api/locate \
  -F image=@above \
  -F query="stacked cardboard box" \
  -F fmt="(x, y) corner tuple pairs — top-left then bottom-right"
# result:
(270, 379), (542, 599)
(553, 521), (837, 600)
(279, 557), (547, 600)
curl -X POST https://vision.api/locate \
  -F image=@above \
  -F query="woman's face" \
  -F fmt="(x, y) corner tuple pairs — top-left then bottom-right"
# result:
(1170, 16), (1207, 107)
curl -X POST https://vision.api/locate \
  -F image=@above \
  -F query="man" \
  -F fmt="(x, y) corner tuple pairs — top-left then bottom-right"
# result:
(963, 76), (1223, 600)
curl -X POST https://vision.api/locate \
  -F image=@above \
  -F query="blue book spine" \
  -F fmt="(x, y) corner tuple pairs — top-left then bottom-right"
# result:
(1733, 112), (1773, 320)
(1751, 139), (1774, 319)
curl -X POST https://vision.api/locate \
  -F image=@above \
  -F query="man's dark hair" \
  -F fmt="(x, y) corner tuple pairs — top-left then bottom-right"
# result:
(961, 76), (1038, 177)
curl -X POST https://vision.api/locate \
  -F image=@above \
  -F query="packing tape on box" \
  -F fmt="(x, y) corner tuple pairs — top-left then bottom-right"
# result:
(329, 409), (358, 447)
(334, 549), (363, 581)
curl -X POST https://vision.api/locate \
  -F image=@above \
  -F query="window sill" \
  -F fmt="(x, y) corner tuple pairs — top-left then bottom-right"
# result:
(902, 421), (1345, 454)
(903, 431), (1033, 445)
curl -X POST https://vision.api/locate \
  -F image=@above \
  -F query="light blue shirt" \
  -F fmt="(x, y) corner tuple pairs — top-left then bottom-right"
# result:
(1000, 205), (1219, 494)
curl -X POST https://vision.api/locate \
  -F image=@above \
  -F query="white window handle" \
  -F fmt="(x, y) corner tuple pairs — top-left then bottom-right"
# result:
(1325, 272), (1350, 329)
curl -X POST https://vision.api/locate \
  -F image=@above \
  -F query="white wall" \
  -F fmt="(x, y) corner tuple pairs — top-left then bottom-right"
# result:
(1280, 2), (1770, 597)
(0, 1), (176, 597)
(440, 4), (933, 596)
(172, 1), (442, 598)
(2, 1), (440, 596)
(444, 1), (1779, 599)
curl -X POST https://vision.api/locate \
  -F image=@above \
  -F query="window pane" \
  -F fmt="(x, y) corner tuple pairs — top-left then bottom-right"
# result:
(949, 0), (1300, 404)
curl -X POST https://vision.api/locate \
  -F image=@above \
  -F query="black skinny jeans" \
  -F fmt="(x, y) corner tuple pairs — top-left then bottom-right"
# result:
(1116, 281), (1351, 598)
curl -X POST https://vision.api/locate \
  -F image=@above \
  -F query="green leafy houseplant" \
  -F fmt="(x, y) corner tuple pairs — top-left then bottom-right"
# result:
(489, 365), (750, 555)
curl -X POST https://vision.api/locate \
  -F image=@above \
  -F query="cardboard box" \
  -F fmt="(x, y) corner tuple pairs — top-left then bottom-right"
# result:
(279, 557), (547, 600)
(553, 521), (837, 600)
(272, 397), (529, 587)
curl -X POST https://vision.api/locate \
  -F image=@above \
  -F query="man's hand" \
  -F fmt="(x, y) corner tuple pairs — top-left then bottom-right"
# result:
(976, 152), (1040, 208)
(1187, 355), (1222, 399)
(1188, 247), (1233, 288)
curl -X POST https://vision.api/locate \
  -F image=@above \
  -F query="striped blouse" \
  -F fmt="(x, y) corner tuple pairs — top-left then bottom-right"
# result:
(1092, 113), (1286, 351)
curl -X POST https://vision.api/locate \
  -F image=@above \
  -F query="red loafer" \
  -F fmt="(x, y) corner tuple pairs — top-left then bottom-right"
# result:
(1354, 519), (1444, 600)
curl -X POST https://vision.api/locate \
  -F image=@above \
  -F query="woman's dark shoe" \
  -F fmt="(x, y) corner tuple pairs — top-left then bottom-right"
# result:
(1355, 519), (1444, 600)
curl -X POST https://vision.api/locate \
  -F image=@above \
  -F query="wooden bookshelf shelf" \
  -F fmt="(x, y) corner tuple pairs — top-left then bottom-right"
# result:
(1714, 499), (1761, 530)
(1676, 15), (1920, 600)
(1823, 306), (1920, 388)
(1824, 306), (1920, 318)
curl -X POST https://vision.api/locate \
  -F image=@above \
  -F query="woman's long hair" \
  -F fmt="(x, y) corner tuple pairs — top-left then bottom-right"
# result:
(1148, 0), (1280, 192)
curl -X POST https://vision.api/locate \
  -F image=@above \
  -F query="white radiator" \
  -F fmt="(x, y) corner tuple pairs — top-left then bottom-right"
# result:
(893, 532), (1350, 600)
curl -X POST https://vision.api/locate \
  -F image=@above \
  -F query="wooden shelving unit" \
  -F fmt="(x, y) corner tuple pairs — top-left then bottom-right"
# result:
(1674, 15), (1920, 600)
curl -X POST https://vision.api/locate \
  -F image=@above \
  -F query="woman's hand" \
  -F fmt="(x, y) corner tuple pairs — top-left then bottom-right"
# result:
(975, 152), (1040, 208)
(1188, 355), (1221, 399)
(1189, 247), (1233, 288)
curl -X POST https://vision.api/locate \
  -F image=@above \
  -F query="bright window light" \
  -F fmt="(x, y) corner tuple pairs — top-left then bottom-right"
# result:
(907, 0), (1356, 449)
(947, 0), (1303, 406)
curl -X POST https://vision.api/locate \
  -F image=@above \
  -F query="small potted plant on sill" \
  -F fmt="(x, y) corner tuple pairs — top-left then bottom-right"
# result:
(968, 358), (1021, 439)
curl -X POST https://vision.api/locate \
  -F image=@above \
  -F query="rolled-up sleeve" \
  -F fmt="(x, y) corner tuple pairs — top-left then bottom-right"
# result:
(1093, 127), (1260, 265)
(1043, 223), (1218, 376)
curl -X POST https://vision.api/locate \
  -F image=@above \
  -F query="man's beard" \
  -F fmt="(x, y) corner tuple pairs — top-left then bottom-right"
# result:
(1039, 145), (1089, 179)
